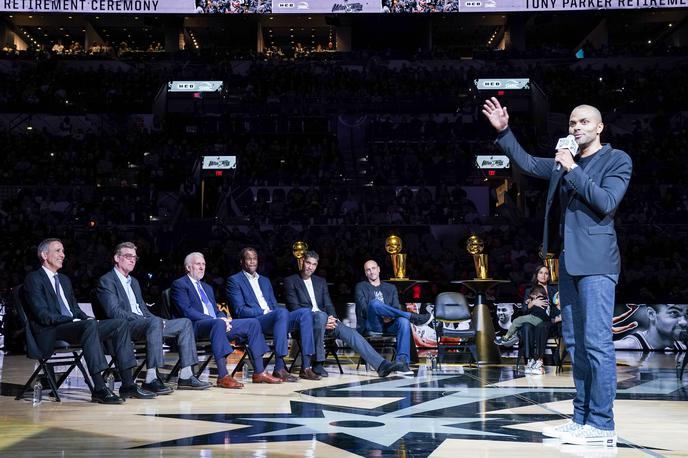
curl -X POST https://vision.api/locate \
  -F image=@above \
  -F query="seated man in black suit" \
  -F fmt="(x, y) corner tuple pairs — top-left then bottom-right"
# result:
(96, 242), (212, 393)
(23, 238), (154, 404)
(284, 251), (404, 378)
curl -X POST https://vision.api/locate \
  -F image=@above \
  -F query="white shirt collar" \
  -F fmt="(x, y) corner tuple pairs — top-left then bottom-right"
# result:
(41, 266), (59, 279)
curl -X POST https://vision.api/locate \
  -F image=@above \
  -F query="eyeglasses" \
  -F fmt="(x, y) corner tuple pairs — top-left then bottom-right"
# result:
(119, 254), (139, 261)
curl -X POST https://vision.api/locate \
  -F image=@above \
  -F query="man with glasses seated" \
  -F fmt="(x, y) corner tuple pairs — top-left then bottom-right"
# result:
(96, 242), (212, 393)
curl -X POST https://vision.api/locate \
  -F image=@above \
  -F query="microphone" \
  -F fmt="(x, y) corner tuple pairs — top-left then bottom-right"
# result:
(555, 135), (579, 171)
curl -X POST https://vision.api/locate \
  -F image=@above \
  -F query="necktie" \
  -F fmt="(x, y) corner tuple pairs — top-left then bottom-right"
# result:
(196, 282), (216, 318)
(54, 275), (73, 317)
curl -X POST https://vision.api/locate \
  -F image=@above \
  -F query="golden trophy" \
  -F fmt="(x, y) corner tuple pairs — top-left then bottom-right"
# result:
(466, 235), (490, 280)
(385, 235), (408, 280)
(538, 245), (559, 283)
(292, 241), (308, 271)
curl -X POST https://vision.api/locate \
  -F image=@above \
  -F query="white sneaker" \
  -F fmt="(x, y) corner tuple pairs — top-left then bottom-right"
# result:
(542, 420), (583, 438)
(531, 360), (545, 375)
(561, 424), (617, 447)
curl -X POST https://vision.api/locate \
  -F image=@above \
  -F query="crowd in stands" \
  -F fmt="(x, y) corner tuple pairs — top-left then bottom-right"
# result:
(1, 48), (687, 309)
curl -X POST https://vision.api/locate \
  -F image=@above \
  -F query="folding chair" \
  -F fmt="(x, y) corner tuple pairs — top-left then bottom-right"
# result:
(356, 332), (398, 370)
(90, 291), (148, 381)
(160, 289), (275, 380)
(432, 292), (477, 368)
(13, 285), (93, 402)
(288, 332), (344, 375)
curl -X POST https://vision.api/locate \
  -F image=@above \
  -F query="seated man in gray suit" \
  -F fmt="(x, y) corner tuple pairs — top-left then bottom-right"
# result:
(96, 242), (211, 393)
(284, 251), (404, 378)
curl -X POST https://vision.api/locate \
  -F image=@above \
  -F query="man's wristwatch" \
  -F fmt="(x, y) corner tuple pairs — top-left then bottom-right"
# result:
(568, 163), (578, 172)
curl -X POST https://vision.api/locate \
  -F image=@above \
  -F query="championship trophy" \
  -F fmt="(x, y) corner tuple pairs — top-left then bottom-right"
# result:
(538, 245), (559, 283)
(466, 235), (490, 280)
(385, 235), (408, 280)
(292, 241), (308, 271)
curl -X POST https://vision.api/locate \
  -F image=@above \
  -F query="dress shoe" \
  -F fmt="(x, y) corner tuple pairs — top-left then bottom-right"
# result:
(311, 363), (329, 378)
(409, 312), (432, 326)
(142, 378), (174, 395)
(252, 372), (282, 384)
(217, 375), (244, 389)
(299, 367), (322, 380)
(177, 375), (212, 390)
(272, 368), (298, 382)
(91, 386), (124, 404)
(377, 360), (405, 378)
(119, 384), (157, 400)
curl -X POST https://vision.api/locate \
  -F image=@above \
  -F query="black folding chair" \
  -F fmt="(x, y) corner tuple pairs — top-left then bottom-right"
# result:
(13, 285), (93, 402)
(90, 291), (147, 381)
(287, 331), (344, 375)
(160, 288), (274, 380)
(432, 292), (477, 368)
(356, 332), (398, 370)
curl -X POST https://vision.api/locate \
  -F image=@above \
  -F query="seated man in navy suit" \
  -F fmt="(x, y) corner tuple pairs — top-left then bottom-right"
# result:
(226, 247), (319, 381)
(96, 242), (211, 393)
(355, 260), (431, 375)
(23, 238), (152, 404)
(171, 252), (281, 388)
(284, 251), (404, 378)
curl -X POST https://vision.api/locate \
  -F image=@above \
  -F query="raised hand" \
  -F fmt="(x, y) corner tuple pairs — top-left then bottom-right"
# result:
(482, 97), (509, 132)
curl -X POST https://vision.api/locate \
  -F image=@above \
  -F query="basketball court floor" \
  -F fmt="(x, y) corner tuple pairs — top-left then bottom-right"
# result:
(0, 350), (686, 457)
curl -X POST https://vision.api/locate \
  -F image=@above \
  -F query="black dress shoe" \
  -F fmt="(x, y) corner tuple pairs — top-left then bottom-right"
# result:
(177, 376), (212, 390)
(142, 378), (174, 395)
(312, 363), (329, 378)
(119, 384), (157, 400)
(377, 360), (402, 378)
(409, 312), (432, 326)
(91, 387), (124, 404)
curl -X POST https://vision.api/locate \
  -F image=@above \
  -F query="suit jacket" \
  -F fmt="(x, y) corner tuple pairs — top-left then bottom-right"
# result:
(354, 280), (400, 334)
(23, 268), (90, 337)
(496, 127), (632, 276)
(170, 275), (227, 322)
(283, 274), (336, 317)
(96, 269), (155, 321)
(226, 271), (278, 319)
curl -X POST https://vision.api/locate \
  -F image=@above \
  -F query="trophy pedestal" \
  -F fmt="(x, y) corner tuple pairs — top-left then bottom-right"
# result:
(452, 279), (509, 365)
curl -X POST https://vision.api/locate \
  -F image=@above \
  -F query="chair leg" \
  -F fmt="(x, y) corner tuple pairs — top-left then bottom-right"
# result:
(230, 351), (249, 377)
(326, 343), (344, 374)
(42, 362), (62, 402)
(288, 347), (302, 373)
(193, 356), (214, 379)
(15, 364), (44, 400)
(165, 360), (182, 382)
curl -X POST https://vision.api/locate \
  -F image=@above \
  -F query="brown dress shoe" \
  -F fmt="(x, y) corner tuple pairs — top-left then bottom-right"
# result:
(272, 368), (298, 382)
(299, 367), (322, 380)
(217, 375), (244, 389)
(252, 372), (282, 384)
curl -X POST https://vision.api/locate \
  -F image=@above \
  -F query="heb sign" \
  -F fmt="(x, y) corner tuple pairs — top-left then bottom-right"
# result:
(1, 0), (195, 12)
(459, 0), (688, 12)
(271, 0), (381, 13)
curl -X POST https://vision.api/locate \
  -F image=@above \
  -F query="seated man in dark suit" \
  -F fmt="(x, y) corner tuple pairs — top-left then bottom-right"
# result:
(227, 247), (319, 381)
(96, 242), (211, 393)
(355, 260), (431, 375)
(171, 252), (282, 388)
(24, 238), (154, 404)
(284, 251), (404, 378)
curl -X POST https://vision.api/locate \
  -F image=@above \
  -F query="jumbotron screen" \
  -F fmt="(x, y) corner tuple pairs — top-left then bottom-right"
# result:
(1, 0), (684, 14)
